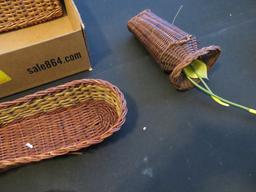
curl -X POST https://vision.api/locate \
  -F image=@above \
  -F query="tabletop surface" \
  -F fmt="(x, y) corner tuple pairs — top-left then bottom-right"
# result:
(1, 0), (256, 191)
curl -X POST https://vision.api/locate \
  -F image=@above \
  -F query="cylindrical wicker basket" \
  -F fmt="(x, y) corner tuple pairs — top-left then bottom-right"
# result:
(128, 9), (221, 90)
(0, 79), (127, 171)
(0, 0), (63, 33)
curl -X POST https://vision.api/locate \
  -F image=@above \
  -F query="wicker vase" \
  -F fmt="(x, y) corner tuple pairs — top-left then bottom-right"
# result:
(0, 79), (127, 171)
(128, 9), (221, 90)
(0, 0), (63, 33)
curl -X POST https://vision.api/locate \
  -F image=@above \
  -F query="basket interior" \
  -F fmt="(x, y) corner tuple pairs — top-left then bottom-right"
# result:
(170, 46), (221, 90)
(0, 82), (122, 161)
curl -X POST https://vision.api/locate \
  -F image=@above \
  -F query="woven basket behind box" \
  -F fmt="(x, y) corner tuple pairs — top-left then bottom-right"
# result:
(0, 79), (127, 171)
(0, 0), (63, 33)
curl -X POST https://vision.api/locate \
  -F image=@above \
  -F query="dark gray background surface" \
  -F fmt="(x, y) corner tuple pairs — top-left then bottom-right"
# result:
(1, 0), (256, 191)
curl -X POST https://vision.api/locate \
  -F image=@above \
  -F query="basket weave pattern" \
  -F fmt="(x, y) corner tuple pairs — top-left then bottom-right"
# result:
(128, 10), (221, 90)
(0, 79), (127, 170)
(0, 0), (63, 33)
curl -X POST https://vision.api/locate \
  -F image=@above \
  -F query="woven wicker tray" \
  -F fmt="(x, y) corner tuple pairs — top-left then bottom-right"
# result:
(0, 0), (63, 33)
(0, 79), (127, 171)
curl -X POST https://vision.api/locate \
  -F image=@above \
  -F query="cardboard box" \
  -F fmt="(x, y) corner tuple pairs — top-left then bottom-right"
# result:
(0, 0), (91, 98)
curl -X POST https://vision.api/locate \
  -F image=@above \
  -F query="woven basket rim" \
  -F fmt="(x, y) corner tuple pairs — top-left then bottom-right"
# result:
(0, 79), (124, 108)
(171, 45), (221, 79)
(169, 45), (221, 89)
(0, 79), (128, 128)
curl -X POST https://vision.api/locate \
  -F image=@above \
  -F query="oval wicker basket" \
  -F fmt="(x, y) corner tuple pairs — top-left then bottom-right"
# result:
(0, 79), (127, 171)
(0, 0), (63, 33)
